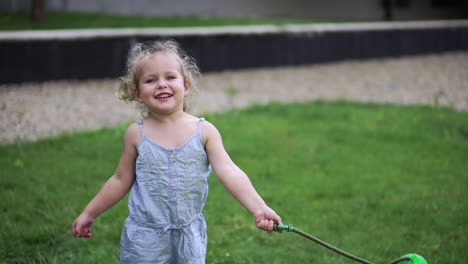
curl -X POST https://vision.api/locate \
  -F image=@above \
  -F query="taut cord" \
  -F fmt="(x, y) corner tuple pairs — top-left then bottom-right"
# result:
(274, 223), (413, 264)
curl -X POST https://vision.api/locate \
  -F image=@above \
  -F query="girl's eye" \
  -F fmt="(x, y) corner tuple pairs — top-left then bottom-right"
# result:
(145, 79), (156, 83)
(166, 76), (176, 80)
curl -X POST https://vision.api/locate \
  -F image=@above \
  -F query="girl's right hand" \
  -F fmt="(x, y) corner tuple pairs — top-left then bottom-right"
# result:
(254, 206), (282, 233)
(72, 213), (94, 238)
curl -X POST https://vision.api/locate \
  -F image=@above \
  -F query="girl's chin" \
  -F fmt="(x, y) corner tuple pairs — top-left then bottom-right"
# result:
(148, 105), (184, 115)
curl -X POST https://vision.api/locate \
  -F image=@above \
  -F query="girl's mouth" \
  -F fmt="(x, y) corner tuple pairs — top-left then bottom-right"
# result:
(155, 93), (173, 99)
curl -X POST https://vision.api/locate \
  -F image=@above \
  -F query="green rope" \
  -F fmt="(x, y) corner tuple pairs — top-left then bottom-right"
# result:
(273, 223), (427, 264)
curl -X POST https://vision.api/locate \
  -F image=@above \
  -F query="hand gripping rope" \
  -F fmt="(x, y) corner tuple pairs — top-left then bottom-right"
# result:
(273, 223), (428, 264)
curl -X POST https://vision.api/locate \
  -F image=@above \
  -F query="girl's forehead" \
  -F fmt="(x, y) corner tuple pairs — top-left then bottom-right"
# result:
(143, 51), (178, 64)
(137, 51), (182, 73)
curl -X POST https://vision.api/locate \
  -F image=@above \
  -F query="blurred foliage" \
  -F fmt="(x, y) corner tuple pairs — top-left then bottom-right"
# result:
(0, 12), (345, 31)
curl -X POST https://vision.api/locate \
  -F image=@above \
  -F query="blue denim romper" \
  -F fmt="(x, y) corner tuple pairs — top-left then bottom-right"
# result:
(120, 118), (211, 264)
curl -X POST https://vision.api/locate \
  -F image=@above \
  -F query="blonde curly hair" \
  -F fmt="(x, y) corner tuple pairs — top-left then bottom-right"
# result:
(118, 39), (200, 116)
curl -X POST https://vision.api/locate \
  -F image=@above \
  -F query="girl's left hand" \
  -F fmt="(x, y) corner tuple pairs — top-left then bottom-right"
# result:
(254, 207), (282, 233)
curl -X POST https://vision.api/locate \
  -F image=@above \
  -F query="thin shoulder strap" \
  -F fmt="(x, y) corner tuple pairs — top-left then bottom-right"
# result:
(197, 117), (205, 132)
(197, 118), (205, 145)
(137, 120), (145, 138)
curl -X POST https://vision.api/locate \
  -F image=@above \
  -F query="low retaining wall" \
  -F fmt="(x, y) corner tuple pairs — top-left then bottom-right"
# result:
(1, 20), (468, 84)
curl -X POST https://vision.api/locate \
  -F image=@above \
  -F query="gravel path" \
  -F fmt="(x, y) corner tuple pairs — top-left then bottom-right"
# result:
(1, 51), (467, 144)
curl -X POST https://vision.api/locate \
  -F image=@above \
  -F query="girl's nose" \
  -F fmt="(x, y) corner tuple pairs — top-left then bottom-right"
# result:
(157, 80), (167, 89)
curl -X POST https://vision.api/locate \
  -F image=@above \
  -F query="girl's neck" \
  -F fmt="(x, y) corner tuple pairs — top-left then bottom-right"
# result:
(148, 109), (187, 123)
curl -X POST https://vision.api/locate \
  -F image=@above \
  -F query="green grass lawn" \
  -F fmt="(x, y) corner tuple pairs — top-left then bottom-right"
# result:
(1, 101), (467, 263)
(0, 12), (342, 31)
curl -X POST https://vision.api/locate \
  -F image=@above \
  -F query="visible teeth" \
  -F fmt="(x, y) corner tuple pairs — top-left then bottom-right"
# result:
(156, 94), (172, 98)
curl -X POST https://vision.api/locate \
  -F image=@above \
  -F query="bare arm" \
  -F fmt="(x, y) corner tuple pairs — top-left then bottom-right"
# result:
(72, 123), (139, 237)
(203, 122), (282, 232)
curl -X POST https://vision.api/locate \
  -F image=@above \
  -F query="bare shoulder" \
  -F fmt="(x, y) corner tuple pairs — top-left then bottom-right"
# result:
(123, 122), (141, 147)
(201, 120), (220, 136)
(201, 120), (222, 146)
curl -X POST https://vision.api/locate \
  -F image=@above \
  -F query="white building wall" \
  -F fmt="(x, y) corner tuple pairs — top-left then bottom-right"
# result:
(46, 0), (385, 20)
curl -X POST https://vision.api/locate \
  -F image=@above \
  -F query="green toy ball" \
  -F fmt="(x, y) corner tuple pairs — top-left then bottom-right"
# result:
(397, 253), (428, 264)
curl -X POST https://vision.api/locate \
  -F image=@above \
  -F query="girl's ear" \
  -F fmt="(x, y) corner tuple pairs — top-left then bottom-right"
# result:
(184, 80), (191, 95)
(132, 87), (143, 103)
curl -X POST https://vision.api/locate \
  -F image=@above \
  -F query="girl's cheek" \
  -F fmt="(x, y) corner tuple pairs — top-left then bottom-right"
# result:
(140, 83), (151, 90)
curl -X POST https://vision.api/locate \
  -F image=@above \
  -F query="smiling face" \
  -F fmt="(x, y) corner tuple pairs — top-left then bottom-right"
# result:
(133, 52), (190, 116)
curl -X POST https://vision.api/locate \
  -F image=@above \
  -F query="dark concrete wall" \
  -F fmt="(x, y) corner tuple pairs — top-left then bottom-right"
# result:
(1, 22), (468, 84)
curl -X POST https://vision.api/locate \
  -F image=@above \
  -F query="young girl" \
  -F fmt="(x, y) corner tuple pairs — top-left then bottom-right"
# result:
(72, 40), (282, 263)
